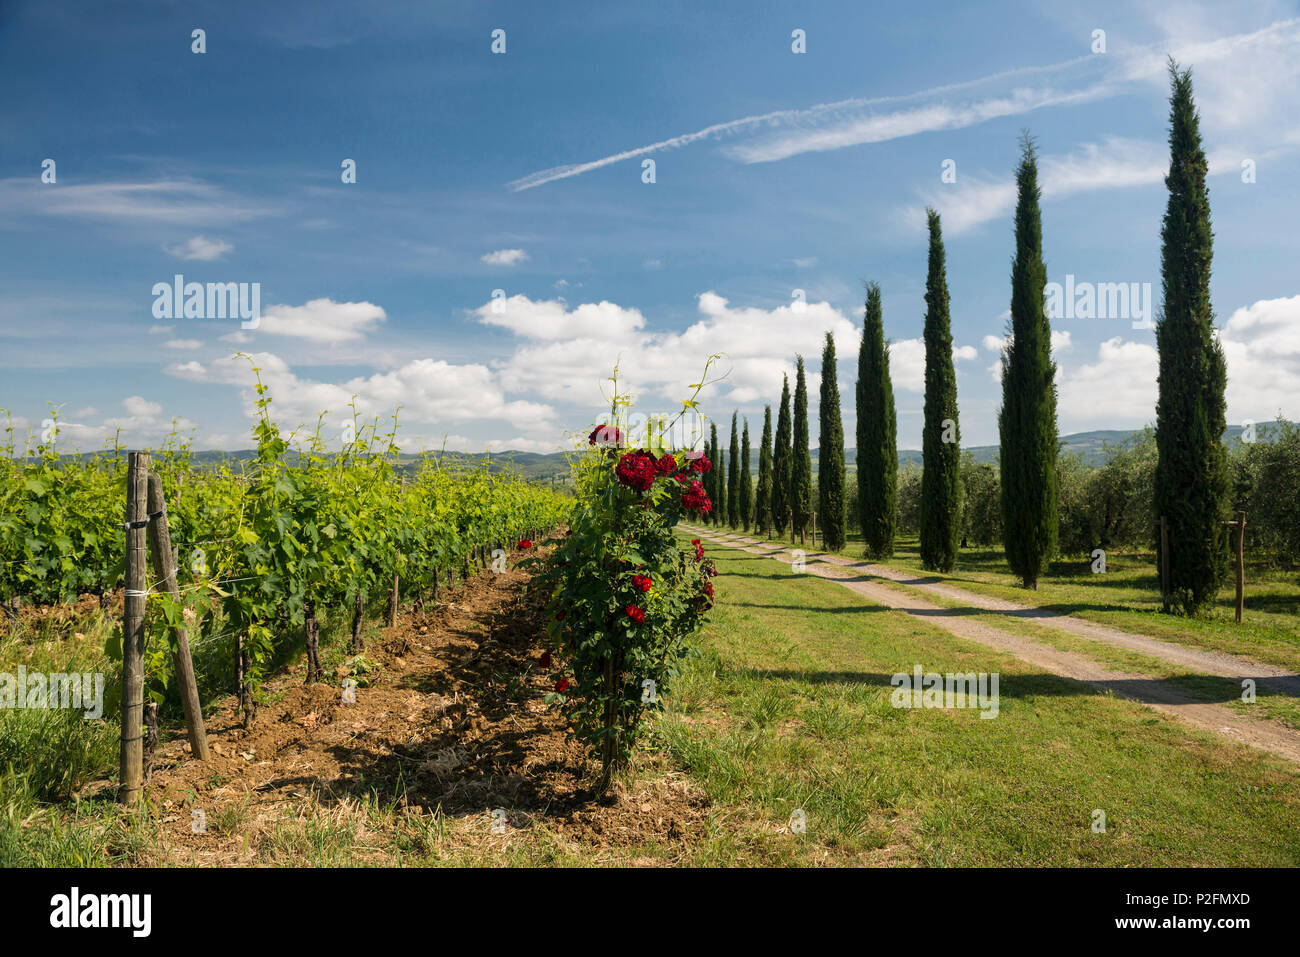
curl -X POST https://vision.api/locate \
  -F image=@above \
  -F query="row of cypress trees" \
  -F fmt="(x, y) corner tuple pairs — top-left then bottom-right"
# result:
(699, 62), (1225, 614)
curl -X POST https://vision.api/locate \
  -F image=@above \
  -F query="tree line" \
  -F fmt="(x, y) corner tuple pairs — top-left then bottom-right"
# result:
(700, 61), (1245, 615)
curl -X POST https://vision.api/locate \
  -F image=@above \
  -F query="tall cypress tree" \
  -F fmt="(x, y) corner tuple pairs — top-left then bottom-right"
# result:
(771, 376), (792, 536)
(739, 418), (753, 530)
(1154, 60), (1229, 615)
(716, 433), (727, 529)
(919, 207), (962, 572)
(727, 412), (740, 528)
(791, 356), (813, 542)
(818, 332), (847, 550)
(707, 423), (719, 525)
(999, 134), (1059, 590)
(857, 282), (897, 558)
(755, 405), (773, 537)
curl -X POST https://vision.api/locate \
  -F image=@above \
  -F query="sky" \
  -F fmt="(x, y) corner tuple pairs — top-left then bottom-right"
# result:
(2, 0), (1299, 455)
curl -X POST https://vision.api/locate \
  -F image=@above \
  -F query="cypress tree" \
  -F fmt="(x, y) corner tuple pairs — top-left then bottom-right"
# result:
(716, 433), (727, 529)
(728, 412), (740, 528)
(739, 418), (753, 530)
(818, 332), (847, 550)
(999, 134), (1059, 590)
(755, 405), (773, 537)
(791, 356), (813, 542)
(771, 377), (792, 536)
(1154, 60), (1229, 615)
(919, 207), (962, 572)
(707, 423), (719, 525)
(856, 282), (897, 558)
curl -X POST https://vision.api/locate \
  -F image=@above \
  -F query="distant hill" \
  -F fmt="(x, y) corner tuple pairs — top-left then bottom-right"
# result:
(43, 423), (1281, 478)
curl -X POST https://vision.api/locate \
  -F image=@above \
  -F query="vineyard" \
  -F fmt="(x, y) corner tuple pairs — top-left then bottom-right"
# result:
(0, 372), (572, 806)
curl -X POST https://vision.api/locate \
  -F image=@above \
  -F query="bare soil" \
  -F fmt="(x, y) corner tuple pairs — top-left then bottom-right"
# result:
(113, 551), (712, 865)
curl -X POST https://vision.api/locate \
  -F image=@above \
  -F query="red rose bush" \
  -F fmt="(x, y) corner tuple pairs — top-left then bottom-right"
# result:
(529, 391), (720, 794)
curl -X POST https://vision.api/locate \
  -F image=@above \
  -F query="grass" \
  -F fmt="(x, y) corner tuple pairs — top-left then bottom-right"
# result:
(660, 534), (1300, 865)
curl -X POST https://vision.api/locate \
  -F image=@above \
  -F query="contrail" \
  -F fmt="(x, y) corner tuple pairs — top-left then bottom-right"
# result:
(506, 17), (1300, 192)
(506, 53), (1100, 191)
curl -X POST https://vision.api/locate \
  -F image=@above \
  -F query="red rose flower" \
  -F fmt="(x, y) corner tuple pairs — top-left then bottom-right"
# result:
(626, 605), (645, 624)
(517, 539), (532, 549)
(681, 479), (712, 515)
(555, 677), (571, 692)
(654, 453), (677, 475)
(703, 581), (714, 597)
(690, 455), (712, 474)
(539, 650), (552, 669)
(632, 573), (652, 592)
(555, 609), (566, 621)
(589, 425), (624, 448)
(695, 543), (705, 561)
(615, 451), (657, 491)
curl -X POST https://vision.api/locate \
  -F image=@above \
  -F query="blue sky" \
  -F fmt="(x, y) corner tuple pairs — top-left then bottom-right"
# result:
(2, 0), (1298, 454)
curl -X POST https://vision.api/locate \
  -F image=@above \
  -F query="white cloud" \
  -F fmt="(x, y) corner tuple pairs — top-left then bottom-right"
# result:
(255, 298), (386, 343)
(1219, 294), (1300, 423)
(480, 248), (529, 266)
(476, 295), (646, 342)
(123, 396), (162, 418)
(164, 338), (202, 350)
(910, 137), (1170, 235)
(148, 324), (174, 335)
(164, 235), (233, 261)
(887, 338), (980, 392)
(0, 178), (269, 224)
(1056, 295), (1300, 431)
(486, 291), (861, 408)
(165, 351), (557, 437)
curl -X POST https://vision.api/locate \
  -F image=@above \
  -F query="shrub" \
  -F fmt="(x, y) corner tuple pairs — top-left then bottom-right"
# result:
(533, 399), (718, 794)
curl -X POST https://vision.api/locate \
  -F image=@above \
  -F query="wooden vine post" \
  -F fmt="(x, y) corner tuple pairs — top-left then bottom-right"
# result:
(1235, 510), (1246, 623)
(145, 472), (209, 760)
(119, 451), (149, 805)
(1223, 510), (1246, 623)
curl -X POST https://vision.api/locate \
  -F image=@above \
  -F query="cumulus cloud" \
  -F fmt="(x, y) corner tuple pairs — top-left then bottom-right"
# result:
(165, 351), (556, 437)
(481, 248), (529, 266)
(484, 291), (861, 408)
(886, 338), (981, 393)
(254, 298), (386, 343)
(476, 295), (646, 342)
(1219, 294), (1300, 423)
(1055, 295), (1300, 431)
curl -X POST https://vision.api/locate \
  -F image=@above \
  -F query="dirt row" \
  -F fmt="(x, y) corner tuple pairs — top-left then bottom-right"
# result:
(108, 552), (712, 864)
